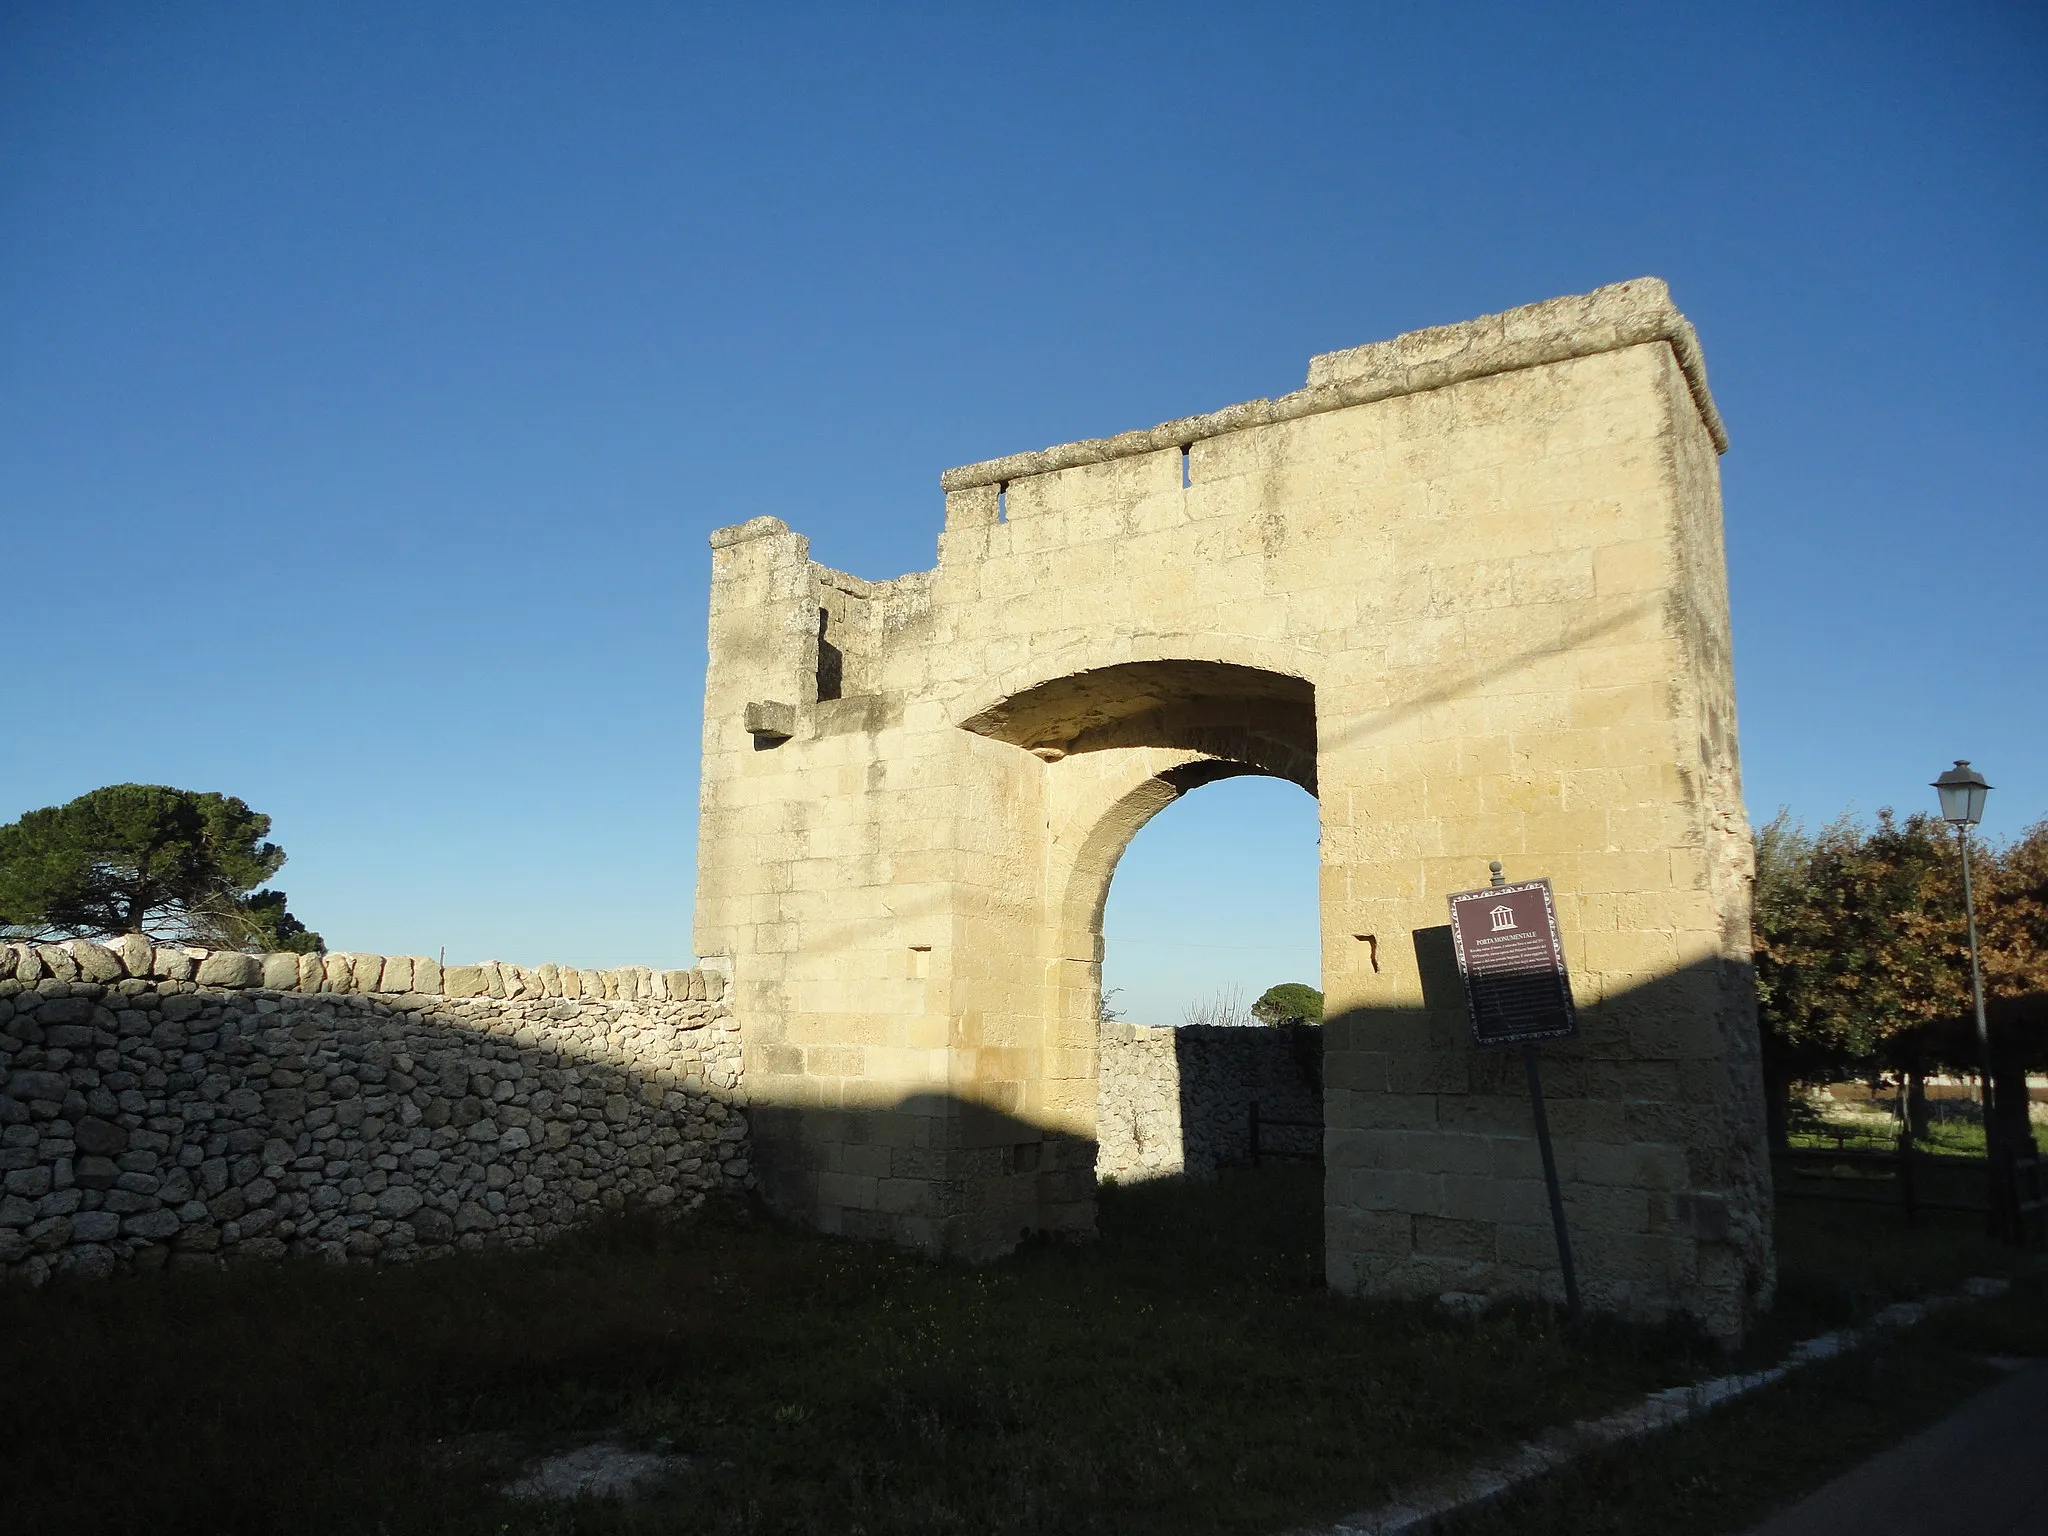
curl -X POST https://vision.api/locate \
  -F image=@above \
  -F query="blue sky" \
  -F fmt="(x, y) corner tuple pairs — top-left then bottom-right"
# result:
(2, 4), (2042, 1022)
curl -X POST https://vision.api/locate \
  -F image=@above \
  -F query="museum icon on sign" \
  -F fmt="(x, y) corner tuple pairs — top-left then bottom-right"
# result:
(1490, 905), (1517, 932)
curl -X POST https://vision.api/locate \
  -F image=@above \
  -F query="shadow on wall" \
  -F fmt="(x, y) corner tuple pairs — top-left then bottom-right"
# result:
(1323, 940), (1772, 1329)
(749, 1094), (1099, 1261)
(0, 945), (750, 1286)
(744, 942), (1772, 1337)
(1095, 1022), (1323, 1183)
(1176, 1022), (1322, 1175)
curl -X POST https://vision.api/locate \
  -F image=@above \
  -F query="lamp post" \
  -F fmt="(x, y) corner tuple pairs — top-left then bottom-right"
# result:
(1931, 760), (2001, 1237)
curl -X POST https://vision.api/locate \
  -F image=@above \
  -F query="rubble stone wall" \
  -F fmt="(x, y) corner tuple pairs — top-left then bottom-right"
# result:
(1096, 1022), (1322, 1182)
(0, 937), (747, 1286)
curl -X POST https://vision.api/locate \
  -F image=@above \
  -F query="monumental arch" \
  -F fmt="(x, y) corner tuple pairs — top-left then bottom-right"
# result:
(694, 278), (1773, 1338)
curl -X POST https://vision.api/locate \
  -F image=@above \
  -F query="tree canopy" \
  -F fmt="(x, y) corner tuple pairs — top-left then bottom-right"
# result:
(0, 784), (323, 952)
(1252, 982), (1323, 1026)
(1752, 807), (2048, 1078)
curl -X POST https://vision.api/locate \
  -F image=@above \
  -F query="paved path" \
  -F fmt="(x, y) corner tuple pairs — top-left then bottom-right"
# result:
(1745, 1359), (2048, 1535)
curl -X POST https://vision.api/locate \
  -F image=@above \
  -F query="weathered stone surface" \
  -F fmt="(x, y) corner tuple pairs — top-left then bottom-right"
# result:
(70, 1210), (120, 1243)
(122, 1208), (183, 1241)
(0, 948), (744, 1287)
(696, 279), (1767, 1338)
(6, 1071), (68, 1105)
(261, 953), (302, 990)
(195, 951), (261, 989)
(37, 945), (79, 982)
(73, 1118), (128, 1157)
(347, 954), (384, 993)
(152, 947), (195, 982)
(66, 941), (124, 983)
(108, 933), (153, 976)
(444, 966), (488, 999)
(36, 996), (93, 1026)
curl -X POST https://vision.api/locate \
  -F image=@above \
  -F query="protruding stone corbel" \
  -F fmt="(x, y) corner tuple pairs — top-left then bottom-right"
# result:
(744, 700), (795, 745)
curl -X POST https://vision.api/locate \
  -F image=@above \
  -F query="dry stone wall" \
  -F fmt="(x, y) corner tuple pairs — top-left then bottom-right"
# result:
(0, 937), (747, 1286)
(1097, 1022), (1322, 1182)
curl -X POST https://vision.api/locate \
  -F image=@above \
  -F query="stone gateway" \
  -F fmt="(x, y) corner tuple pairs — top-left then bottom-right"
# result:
(695, 278), (1771, 1338)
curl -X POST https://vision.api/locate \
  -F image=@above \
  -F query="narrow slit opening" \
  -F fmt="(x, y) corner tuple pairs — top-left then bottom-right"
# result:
(997, 482), (1008, 522)
(815, 607), (843, 702)
(1181, 444), (1191, 489)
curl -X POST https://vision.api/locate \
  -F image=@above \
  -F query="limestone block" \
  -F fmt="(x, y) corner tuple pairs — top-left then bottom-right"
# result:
(350, 954), (386, 994)
(412, 957), (441, 995)
(37, 945), (79, 982)
(744, 700), (795, 742)
(0, 943), (17, 980)
(662, 971), (694, 1002)
(195, 951), (260, 989)
(322, 954), (351, 993)
(64, 940), (123, 983)
(443, 966), (489, 1000)
(261, 953), (301, 991)
(297, 952), (324, 991)
(107, 934), (153, 977)
(380, 955), (414, 993)
(558, 966), (581, 999)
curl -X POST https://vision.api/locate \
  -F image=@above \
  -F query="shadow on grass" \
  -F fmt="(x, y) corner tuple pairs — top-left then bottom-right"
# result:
(1438, 1268), (2048, 1536)
(0, 1173), (2022, 1536)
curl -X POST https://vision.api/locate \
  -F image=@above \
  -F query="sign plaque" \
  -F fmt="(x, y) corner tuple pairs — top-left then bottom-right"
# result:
(1447, 877), (1577, 1047)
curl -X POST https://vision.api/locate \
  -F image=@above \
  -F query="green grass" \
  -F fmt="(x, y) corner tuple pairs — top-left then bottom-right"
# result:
(1440, 1272), (2048, 1536)
(0, 1172), (2036, 1536)
(1792, 1094), (2048, 1160)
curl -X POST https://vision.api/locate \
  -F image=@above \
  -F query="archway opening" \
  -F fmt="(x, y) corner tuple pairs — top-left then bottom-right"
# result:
(1101, 775), (1320, 1031)
(1094, 772), (1324, 1207)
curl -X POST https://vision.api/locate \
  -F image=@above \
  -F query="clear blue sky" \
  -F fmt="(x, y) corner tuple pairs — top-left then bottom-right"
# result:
(3, 5), (2042, 1022)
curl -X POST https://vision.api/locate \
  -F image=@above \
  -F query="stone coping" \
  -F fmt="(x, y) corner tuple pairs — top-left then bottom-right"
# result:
(939, 277), (1726, 493)
(0, 938), (725, 1005)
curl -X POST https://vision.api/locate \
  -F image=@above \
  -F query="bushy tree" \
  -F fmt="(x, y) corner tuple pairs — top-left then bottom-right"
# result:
(1980, 821), (2048, 1001)
(0, 784), (322, 952)
(1252, 982), (1323, 1026)
(1751, 808), (2047, 1145)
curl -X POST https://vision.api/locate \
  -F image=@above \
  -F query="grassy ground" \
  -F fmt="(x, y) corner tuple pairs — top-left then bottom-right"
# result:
(1789, 1092), (2048, 1159)
(1443, 1265), (2048, 1536)
(0, 1171), (2037, 1536)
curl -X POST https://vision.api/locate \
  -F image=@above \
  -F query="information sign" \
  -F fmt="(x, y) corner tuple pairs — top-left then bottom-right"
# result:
(1447, 877), (1578, 1047)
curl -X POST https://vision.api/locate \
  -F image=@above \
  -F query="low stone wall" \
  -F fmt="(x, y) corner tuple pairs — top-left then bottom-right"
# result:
(1097, 1021), (1322, 1182)
(0, 938), (747, 1286)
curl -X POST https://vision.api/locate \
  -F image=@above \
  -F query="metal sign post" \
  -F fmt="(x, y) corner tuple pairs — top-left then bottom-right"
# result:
(1447, 860), (1580, 1317)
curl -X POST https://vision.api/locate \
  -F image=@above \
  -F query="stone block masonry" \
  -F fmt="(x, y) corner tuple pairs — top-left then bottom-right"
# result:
(699, 277), (1772, 1339)
(0, 938), (746, 1286)
(1096, 1022), (1322, 1182)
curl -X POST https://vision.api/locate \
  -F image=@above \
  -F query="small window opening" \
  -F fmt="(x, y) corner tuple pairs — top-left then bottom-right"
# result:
(909, 945), (932, 979)
(816, 607), (843, 702)
(997, 481), (1008, 522)
(1181, 444), (1191, 489)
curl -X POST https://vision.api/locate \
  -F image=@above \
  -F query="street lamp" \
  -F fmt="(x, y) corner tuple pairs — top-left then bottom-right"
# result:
(1931, 760), (2001, 1236)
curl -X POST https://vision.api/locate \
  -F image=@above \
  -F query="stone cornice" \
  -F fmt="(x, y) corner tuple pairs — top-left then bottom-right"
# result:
(938, 277), (1725, 493)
